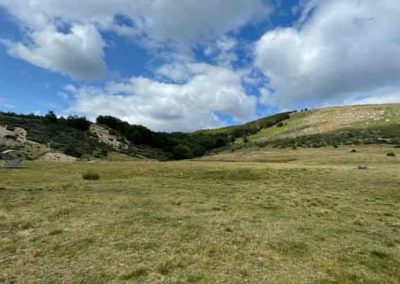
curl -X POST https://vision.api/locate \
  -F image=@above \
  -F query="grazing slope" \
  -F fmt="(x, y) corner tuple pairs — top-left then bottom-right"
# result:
(249, 104), (400, 142)
(0, 145), (399, 283)
(212, 103), (400, 150)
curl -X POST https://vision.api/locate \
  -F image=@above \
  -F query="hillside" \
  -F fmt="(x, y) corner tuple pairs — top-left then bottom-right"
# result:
(1, 104), (399, 161)
(0, 112), (230, 161)
(0, 113), (168, 160)
(211, 103), (400, 150)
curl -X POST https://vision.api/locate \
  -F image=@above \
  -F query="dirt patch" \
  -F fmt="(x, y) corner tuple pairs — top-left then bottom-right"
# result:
(36, 152), (77, 162)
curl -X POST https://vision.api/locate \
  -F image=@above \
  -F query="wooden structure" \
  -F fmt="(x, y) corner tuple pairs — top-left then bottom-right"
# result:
(1, 150), (25, 168)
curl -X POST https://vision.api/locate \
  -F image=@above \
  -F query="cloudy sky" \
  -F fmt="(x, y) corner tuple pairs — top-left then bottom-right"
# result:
(0, 0), (399, 131)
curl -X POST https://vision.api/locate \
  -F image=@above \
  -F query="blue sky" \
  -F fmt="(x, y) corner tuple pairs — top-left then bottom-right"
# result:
(0, 0), (399, 131)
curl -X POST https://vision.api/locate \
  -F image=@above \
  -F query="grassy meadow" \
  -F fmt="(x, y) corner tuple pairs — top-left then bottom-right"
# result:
(1, 145), (400, 283)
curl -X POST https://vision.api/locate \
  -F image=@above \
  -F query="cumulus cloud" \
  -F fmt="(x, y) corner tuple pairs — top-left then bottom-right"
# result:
(0, 0), (270, 79)
(204, 37), (238, 67)
(6, 25), (106, 80)
(134, 0), (269, 44)
(0, 0), (269, 42)
(343, 88), (400, 106)
(66, 63), (257, 132)
(255, 0), (400, 107)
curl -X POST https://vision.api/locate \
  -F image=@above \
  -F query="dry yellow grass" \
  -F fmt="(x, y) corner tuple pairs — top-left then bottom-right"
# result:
(0, 145), (399, 283)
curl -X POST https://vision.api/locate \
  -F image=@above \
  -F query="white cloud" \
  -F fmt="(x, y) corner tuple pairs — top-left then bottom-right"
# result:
(343, 88), (400, 106)
(255, 0), (400, 108)
(6, 25), (106, 80)
(258, 88), (272, 105)
(66, 63), (257, 132)
(0, 0), (270, 42)
(204, 37), (238, 67)
(0, 0), (270, 80)
(135, 0), (269, 44)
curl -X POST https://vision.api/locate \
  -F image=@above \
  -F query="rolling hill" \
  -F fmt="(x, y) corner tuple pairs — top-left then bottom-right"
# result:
(1, 103), (399, 161)
(206, 103), (400, 150)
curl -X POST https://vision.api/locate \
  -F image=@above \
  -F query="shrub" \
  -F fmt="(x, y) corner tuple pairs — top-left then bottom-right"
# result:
(66, 115), (91, 131)
(64, 145), (83, 158)
(44, 111), (58, 123)
(387, 152), (396, 157)
(358, 165), (368, 170)
(82, 171), (100, 180)
(350, 149), (357, 153)
(173, 144), (193, 160)
(5, 125), (15, 131)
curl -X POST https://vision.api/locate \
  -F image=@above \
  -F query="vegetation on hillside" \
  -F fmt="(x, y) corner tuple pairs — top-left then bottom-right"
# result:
(2, 104), (400, 160)
(196, 111), (293, 137)
(0, 112), (233, 160)
(0, 112), (109, 159)
(96, 115), (231, 159)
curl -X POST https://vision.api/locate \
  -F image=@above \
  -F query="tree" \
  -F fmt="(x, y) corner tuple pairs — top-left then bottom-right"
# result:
(173, 144), (193, 160)
(44, 111), (58, 123)
(66, 115), (91, 131)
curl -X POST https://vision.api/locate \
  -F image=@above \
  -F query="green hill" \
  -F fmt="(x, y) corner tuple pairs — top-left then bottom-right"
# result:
(0, 112), (230, 161)
(224, 103), (400, 149)
(1, 103), (399, 160)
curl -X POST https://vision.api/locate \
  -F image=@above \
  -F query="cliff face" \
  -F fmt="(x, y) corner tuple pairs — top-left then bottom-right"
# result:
(0, 125), (50, 159)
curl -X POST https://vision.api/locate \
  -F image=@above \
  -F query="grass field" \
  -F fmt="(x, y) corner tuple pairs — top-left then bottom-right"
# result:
(1, 145), (400, 283)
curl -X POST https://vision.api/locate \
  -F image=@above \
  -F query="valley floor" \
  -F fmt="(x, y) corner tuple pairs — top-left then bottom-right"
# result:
(0, 145), (399, 283)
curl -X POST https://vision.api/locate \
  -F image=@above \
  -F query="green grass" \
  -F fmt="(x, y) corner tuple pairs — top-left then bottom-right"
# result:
(249, 111), (310, 141)
(245, 104), (400, 145)
(1, 145), (400, 283)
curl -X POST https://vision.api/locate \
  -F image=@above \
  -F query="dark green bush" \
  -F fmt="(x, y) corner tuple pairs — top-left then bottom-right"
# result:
(82, 171), (100, 180)
(173, 144), (193, 160)
(66, 115), (91, 131)
(64, 145), (83, 158)
(387, 152), (396, 157)
(44, 111), (58, 123)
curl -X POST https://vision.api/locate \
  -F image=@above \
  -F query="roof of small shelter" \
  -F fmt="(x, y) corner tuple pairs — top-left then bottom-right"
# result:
(2, 150), (24, 156)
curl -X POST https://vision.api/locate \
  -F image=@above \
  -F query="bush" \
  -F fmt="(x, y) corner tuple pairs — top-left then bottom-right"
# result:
(44, 111), (58, 123)
(387, 152), (396, 157)
(358, 165), (368, 170)
(173, 144), (193, 160)
(64, 145), (83, 158)
(82, 171), (100, 180)
(350, 149), (357, 153)
(66, 115), (91, 131)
